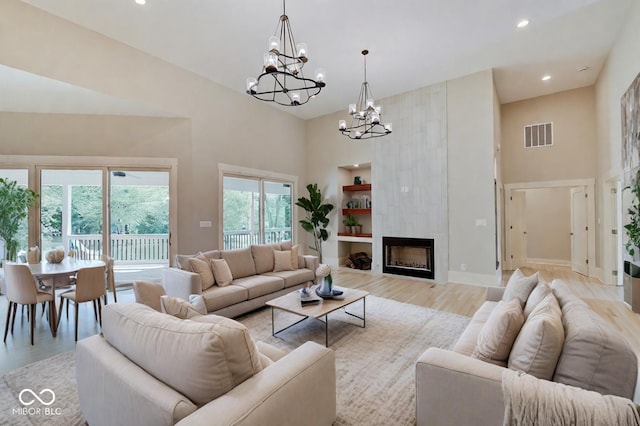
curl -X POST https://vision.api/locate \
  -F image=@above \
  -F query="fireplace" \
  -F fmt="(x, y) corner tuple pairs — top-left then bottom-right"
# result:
(383, 237), (434, 279)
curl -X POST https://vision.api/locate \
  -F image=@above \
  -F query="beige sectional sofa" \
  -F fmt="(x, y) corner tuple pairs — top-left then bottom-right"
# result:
(162, 241), (318, 317)
(76, 303), (336, 426)
(416, 274), (639, 425)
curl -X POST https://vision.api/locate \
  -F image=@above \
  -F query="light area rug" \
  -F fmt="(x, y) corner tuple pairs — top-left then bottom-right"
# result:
(0, 295), (469, 426)
(237, 295), (471, 426)
(0, 351), (82, 426)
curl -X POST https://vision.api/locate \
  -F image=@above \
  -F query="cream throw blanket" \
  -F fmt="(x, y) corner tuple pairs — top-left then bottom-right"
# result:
(502, 369), (640, 426)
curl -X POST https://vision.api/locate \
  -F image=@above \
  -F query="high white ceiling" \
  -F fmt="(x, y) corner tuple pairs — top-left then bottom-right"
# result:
(5, 0), (634, 120)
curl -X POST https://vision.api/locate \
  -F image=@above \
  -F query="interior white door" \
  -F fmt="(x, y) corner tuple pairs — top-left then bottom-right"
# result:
(510, 191), (527, 269)
(571, 187), (589, 276)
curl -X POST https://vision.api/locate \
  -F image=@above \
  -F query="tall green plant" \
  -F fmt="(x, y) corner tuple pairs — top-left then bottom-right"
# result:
(625, 170), (640, 257)
(0, 178), (39, 261)
(295, 183), (334, 262)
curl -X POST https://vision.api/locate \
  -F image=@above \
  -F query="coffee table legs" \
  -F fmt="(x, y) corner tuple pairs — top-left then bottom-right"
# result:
(271, 297), (366, 347)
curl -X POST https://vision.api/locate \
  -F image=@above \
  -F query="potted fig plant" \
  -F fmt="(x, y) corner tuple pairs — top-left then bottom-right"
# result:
(0, 178), (39, 263)
(296, 183), (334, 263)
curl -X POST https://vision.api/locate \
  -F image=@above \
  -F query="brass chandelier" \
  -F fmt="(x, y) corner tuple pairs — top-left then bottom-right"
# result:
(339, 50), (392, 139)
(246, 0), (326, 106)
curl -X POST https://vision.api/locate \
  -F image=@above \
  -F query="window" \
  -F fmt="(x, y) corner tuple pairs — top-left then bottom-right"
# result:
(222, 174), (293, 249)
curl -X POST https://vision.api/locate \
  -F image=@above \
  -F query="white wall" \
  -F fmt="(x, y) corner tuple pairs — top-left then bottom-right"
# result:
(595, 0), (640, 283)
(524, 188), (571, 264)
(447, 70), (498, 285)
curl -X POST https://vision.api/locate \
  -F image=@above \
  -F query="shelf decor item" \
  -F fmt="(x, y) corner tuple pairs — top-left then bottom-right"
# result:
(338, 50), (392, 140)
(246, 0), (326, 106)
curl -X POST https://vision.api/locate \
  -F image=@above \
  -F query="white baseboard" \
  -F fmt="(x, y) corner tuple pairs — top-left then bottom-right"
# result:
(526, 258), (570, 267)
(447, 271), (499, 287)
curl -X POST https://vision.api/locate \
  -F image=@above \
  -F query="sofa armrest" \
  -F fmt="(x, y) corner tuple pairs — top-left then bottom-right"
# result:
(416, 347), (505, 426)
(177, 341), (336, 426)
(303, 255), (319, 275)
(486, 286), (505, 302)
(162, 267), (202, 301)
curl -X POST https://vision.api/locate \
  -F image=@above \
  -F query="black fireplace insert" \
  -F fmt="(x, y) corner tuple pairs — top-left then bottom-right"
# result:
(382, 237), (434, 279)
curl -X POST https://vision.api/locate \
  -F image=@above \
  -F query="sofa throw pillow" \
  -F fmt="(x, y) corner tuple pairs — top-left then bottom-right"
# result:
(291, 244), (300, 270)
(508, 293), (564, 380)
(160, 295), (203, 319)
(523, 282), (551, 319)
(553, 304), (638, 398)
(250, 244), (280, 274)
(188, 255), (215, 291)
(502, 269), (539, 308)
(175, 254), (196, 271)
(221, 247), (256, 279)
(472, 298), (525, 366)
(211, 258), (233, 286)
(189, 294), (208, 315)
(273, 250), (295, 272)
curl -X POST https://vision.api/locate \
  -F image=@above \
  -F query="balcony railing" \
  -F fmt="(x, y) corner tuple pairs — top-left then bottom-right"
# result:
(223, 228), (292, 250)
(68, 234), (169, 264)
(66, 228), (291, 263)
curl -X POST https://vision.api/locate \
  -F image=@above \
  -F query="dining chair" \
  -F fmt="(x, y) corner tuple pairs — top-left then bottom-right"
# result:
(101, 255), (117, 304)
(57, 265), (106, 341)
(3, 263), (55, 345)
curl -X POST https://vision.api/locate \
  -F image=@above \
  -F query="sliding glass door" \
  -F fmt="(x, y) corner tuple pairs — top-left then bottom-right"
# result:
(110, 170), (170, 281)
(222, 175), (292, 249)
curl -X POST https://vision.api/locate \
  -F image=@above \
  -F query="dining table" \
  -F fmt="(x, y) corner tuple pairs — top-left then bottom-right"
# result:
(26, 257), (105, 337)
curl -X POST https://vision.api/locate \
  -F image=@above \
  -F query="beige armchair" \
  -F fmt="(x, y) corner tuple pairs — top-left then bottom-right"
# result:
(3, 263), (55, 345)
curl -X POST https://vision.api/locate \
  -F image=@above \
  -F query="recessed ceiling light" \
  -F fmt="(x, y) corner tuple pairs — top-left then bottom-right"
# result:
(353, 164), (359, 168)
(517, 19), (529, 28)
(577, 66), (590, 72)
(542, 75), (551, 81)
(135, 0), (146, 5)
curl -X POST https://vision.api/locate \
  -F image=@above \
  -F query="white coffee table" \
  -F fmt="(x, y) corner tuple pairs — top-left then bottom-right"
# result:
(266, 286), (368, 347)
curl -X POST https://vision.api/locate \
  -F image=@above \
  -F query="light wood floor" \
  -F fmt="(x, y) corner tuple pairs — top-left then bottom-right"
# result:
(1, 266), (639, 376)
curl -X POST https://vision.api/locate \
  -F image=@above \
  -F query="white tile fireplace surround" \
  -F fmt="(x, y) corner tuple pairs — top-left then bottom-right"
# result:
(383, 237), (434, 280)
(372, 83), (449, 283)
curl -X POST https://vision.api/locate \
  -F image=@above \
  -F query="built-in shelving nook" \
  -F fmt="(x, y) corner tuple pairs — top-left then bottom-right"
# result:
(337, 164), (372, 271)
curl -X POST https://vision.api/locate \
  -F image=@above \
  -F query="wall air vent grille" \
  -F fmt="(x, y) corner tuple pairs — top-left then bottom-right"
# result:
(524, 122), (553, 148)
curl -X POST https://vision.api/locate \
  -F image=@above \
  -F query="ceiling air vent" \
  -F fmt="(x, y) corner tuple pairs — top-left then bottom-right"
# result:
(524, 122), (553, 148)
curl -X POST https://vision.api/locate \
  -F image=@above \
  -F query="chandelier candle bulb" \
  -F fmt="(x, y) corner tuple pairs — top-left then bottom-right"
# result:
(384, 123), (393, 133)
(297, 43), (308, 58)
(246, 78), (258, 93)
(355, 131), (362, 139)
(291, 91), (301, 105)
(314, 68), (326, 85)
(371, 112), (380, 124)
(349, 104), (357, 114)
(366, 99), (375, 109)
(264, 53), (278, 72)
(339, 120), (347, 130)
(269, 36), (280, 52)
